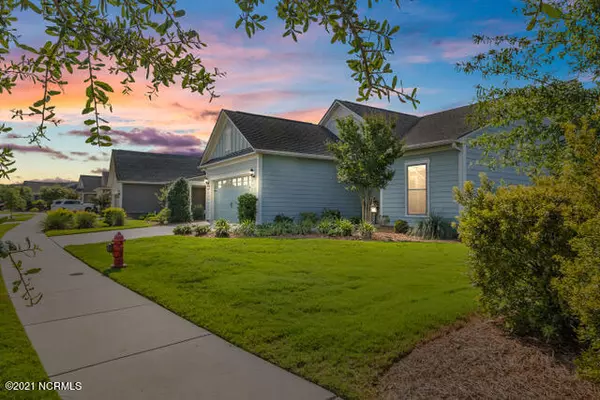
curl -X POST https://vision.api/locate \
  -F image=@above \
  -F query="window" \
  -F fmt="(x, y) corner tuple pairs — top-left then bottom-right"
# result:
(406, 163), (427, 215)
(224, 127), (232, 153)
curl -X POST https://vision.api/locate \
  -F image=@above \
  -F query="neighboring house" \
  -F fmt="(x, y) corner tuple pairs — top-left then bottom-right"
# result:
(200, 99), (529, 225)
(94, 171), (111, 199)
(107, 150), (206, 217)
(22, 180), (77, 201)
(76, 175), (102, 203)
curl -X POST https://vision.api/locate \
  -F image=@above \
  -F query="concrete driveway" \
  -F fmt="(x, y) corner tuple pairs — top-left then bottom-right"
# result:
(1, 215), (334, 400)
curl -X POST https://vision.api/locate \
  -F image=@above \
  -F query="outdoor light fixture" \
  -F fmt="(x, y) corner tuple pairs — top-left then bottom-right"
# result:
(370, 203), (378, 213)
(204, 178), (209, 185)
(250, 168), (255, 177)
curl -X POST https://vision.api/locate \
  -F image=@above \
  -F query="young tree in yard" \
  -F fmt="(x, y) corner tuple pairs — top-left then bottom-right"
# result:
(155, 184), (170, 209)
(40, 185), (77, 208)
(0, 0), (423, 180)
(166, 177), (192, 223)
(328, 116), (404, 222)
(18, 186), (33, 209)
(2, 187), (25, 217)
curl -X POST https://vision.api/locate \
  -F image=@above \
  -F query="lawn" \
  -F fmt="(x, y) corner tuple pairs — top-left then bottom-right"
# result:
(45, 218), (154, 237)
(67, 237), (476, 399)
(0, 223), (59, 399)
(0, 213), (37, 222)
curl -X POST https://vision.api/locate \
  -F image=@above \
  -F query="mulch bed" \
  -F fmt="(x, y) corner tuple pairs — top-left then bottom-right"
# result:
(376, 318), (600, 400)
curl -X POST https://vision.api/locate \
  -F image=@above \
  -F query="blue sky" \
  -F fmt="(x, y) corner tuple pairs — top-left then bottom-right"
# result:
(0, 0), (535, 183)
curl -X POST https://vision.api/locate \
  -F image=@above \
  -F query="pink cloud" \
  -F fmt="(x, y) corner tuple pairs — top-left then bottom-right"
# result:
(405, 55), (432, 64)
(434, 39), (486, 61)
(1, 144), (71, 160)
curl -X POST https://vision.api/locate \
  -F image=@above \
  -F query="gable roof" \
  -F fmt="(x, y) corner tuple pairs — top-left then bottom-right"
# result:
(336, 100), (421, 138)
(334, 100), (477, 147)
(223, 110), (338, 156)
(112, 150), (204, 182)
(78, 175), (102, 192)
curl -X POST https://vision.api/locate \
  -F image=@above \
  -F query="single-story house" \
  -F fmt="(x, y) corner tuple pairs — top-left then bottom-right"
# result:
(22, 180), (77, 201)
(107, 150), (206, 217)
(76, 175), (102, 203)
(200, 99), (529, 225)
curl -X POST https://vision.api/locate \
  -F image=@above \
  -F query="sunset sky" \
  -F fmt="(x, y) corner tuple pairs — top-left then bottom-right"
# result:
(0, 0), (555, 183)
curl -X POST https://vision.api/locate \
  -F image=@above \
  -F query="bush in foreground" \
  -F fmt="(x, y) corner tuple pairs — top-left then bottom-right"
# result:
(74, 211), (97, 229)
(43, 209), (74, 230)
(235, 220), (257, 237)
(214, 219), (230, 238)
(194, 225), (210, 236)
(103, 207), (126, 227)
(237, 193), (257, 222)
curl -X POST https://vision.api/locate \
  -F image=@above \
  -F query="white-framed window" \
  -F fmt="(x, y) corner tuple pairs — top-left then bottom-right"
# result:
(224, 127), (232, 153)
(406, 162), (428, 215)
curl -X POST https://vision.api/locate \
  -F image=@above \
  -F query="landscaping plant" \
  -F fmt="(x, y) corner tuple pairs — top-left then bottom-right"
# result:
(194, 225), (210, 236)
(321, 208), (341, 221)
(335, 219), (354, 237)
(357, 221), (376, 240)
(299, 212), (319, 225)
(193, 204), (205, 221)
(103, 207), (126, 227)
(237, 193), (257, 222)
(156, 208), (171, 225)
(1, 188), (26, 218)
(394, 219), (409, 234)
(273, 214), (294, 224)
(173, 224), (193, 235)
(74, 211), (97, 229)
(409, 214), (456, 240)
(43, 209), (74, 231)
(29, 207), (39, 212)
(214, 219), (230, 238)
(235, 220), (257, 237)
(167, 177), (192, 223)
(318, 219), (337, 236)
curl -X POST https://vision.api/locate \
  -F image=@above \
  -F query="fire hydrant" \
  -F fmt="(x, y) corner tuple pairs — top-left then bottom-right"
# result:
(106, 232), (126, 268)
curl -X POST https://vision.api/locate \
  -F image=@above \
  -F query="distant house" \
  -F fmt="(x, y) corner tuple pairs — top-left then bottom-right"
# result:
(22, 180), (77, 201)
(199, 99), (530, 224)
(76, 175), (102, 203)
(106, 150), (206, 217)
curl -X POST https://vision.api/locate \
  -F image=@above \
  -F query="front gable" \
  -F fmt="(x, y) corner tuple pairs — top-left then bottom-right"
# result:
(319, 101), (364, 136)
(201, 112), (253, 164)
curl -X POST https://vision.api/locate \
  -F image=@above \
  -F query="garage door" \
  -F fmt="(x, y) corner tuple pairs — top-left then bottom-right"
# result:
(213, 176), (253, 222)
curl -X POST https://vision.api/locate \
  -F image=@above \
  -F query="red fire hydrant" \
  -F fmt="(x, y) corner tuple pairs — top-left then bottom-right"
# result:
(106, 232), (126, 268)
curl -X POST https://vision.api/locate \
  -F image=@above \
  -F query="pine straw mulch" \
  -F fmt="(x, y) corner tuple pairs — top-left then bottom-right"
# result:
(376, 318), (600, 400)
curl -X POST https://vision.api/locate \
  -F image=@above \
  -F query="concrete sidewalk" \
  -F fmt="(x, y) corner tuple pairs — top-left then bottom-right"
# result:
(1, 215), (335, 400)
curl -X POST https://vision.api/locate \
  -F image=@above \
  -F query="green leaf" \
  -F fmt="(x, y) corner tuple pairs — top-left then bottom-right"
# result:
(541, 3), (562, 19)
(173, 9), (185, 18)
(25, 268), (41, 275)
(48, 90), (61, 96)
(82, 107), (95, 115)
(526, 17), (537, 31)
(33, 99), (45, 107)
(84, 119), (96, 126)
(95, 81), (114, 92)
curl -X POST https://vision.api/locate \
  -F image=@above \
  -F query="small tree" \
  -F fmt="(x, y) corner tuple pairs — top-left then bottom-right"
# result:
(93, 192), (111, 211)
(237, 193), (258, 222)
(18, 186), (33, 209)
(155, 184), (170, 209)
(2, 188), (26, 218)
(40, 185), (78, 208)
(167, 178), (192, 223)
(328, 116), (404, 221)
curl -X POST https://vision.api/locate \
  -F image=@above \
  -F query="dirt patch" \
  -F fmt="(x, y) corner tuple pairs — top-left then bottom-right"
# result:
(377, 318), (600, 400)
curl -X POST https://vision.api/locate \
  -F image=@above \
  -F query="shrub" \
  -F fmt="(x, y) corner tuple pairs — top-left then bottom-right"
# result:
(173, 224), (193, 235)
(31, 199), (46, 211)
(156, 208), (171, 225)
(394, 219), (409, 234)
(255, 223), (274, 237)
(410, 214), (456, 240)
(214, 218), (230, 238)
(192, 204), (205, 221)
(235, 220), (257, 237)
(29, 207), (39, 212)
(321, 208), (341, 220)
(299, 212), (319, 225)
(349, 216), (362, 225)
(380, 215), (390, 226)
(237, 193), (257, 222)
(273, 214), (294, 224)
(43, 209), (74, 231)
(454, 177), (576, 341)
(357, 221), (376, 239)
(167, 177), (192, 223)
(297, 220), (314, 235)
(194, 225), (210, 236)
(103, 207), (126, 227)
(74, 211), (97, 229)
(336, 218), (354, 236)
(317, 219), (336, 235)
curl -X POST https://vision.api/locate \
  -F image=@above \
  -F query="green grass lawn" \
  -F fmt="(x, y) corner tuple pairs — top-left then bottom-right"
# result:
(45, 218), (154, 237)
(67, 237), (476, 399)
(0, 223), (59, 399)
(0, 213), (37, 222)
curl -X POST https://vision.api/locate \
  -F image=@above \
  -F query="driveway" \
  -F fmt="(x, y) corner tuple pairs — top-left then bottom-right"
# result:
(50, 222), (208, 247)
(1, 215), (334, 400)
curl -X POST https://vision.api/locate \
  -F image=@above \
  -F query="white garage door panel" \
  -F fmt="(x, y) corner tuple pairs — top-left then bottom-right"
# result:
(213, 176), (253, 222)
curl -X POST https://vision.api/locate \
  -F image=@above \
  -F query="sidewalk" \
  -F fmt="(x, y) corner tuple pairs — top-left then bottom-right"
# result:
(1, 215), (335, 400)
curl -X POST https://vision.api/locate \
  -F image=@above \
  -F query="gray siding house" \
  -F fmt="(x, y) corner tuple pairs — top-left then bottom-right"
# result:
(200, 99), (529, 225)
(107, 150), (206, 217)
(76, 175), (102, 203)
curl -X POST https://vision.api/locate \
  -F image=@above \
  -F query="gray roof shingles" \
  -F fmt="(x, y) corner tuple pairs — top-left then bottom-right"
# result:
(223, 110), (339, 156)
(113, 150), (204, 182)
(78, 175), (102, 191)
